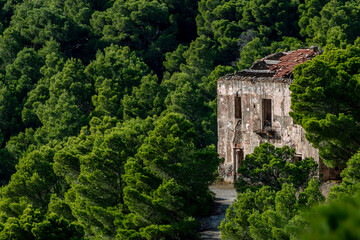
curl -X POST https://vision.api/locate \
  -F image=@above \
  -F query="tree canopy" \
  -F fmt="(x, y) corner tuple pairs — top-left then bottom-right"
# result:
(291, 42), (360, 167)
(1, 0), (360, 239)
(235, 143), (317, 192)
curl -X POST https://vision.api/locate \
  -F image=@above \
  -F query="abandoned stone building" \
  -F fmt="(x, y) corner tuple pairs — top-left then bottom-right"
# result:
(217, 48), (341, 183)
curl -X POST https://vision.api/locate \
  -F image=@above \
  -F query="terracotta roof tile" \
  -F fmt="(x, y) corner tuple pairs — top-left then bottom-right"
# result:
(269, 49), (317, 78)
(218, 48), (319, 81)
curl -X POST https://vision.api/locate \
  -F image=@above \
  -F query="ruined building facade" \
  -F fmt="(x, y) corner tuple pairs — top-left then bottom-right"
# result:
(217, 49), (340, 182)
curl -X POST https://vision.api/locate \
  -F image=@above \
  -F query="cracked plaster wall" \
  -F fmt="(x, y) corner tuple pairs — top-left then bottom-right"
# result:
(217, 76), (319, 182)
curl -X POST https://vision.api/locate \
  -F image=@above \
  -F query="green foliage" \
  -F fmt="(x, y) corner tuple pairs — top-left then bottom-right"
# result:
(5, 48), (44, 100)
(0, 206), (84, 240)
(0, 128), (36, 185)
(1, 0), (357, 239)
(0, 0), (15, 35)
(298, 178), (325, 207)
(220, 179), (324, 240)
(163, 72), (215, 147)
(0, 47), (45, 147)
(286, 152), (360, 239)
(181, 36), (218, 78)
(223, 143), (321, 239)
(86, 45), (150, 118)
(0, 1), (218, 235)
(122, 112), (219, 239)
(329, 150), (360, 199)
(219, 187), (275, 240)
(290, 42), (360, 167)
(238, 0), (300, 39)
(33, 58), (93, 143)
(163, 44), (188, 74)
(90, 0), (187, 74)
(52, 116), (154, 238)
(298, 0), (330, 38)
(123, 75), (165, 120)
(200, 65), (235, 98)
(196, 0), (302, 69)
(0, 83), (19, 147)
(0, 145), (63, 212)
(235, 143), (317, 192)
(0, 148), (15, 185)
(0, 0), (81, 66)
(299, 192), (360, 240)
(299, 0), (360, 47)
(237, 37), (305, 70)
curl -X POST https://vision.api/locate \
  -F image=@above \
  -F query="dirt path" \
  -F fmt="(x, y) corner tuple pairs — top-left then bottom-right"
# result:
(199, 183), (237, 239)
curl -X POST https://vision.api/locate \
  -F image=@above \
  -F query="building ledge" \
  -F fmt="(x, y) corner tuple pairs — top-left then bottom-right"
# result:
(254, 128), (276, 138)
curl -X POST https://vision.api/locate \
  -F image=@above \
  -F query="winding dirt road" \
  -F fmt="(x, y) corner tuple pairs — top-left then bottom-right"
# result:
(199, 183), (237, 240)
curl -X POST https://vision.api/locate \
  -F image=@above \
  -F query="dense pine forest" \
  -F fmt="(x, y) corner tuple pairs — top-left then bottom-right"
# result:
(0, 0), (360, 239)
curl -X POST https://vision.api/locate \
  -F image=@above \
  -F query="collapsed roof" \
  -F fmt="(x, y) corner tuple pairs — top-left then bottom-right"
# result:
(229, 48), (319, 79)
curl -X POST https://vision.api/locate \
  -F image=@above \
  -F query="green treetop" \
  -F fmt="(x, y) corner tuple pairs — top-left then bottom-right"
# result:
(291, 41), (360, 167)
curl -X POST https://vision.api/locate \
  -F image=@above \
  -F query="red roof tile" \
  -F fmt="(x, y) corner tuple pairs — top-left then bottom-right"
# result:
(269, 49), (317, 78)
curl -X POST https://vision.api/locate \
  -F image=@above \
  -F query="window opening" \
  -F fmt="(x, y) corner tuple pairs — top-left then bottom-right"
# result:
(236, 149), (244, 168)
(235, 93), (241, 119)
(234, 148), (244, 181)
(294, 155), (302, 163)
(262, 99), (272, 128)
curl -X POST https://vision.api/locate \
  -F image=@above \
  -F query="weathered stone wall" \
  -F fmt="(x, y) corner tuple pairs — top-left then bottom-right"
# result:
(217, 76), (319, 182)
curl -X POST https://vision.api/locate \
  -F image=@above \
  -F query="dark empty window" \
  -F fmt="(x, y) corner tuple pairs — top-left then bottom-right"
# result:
(262, 99), (272, 128)
(235, 93), (242, 119)
(294, 155), (302, 163)
(236, 149), (244, 168)
(234, 148), (244, 180)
